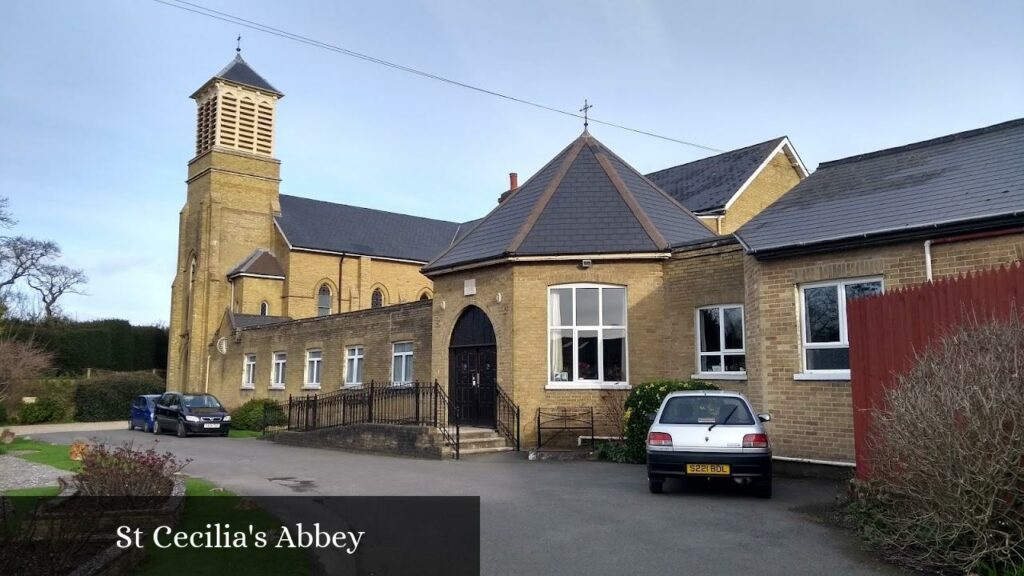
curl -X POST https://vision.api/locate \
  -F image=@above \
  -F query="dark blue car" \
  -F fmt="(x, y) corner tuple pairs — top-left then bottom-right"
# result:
(129, 394), (162, 432)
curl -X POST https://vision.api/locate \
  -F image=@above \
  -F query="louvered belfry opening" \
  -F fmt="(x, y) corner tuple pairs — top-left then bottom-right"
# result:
(191, 54), (282, 157)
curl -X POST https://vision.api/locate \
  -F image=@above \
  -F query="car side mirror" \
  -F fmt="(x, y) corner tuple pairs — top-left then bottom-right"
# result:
(758, 413), (771, 422)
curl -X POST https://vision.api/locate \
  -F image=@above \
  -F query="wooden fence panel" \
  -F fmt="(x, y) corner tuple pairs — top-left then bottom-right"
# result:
(849, 262), (1024, 479)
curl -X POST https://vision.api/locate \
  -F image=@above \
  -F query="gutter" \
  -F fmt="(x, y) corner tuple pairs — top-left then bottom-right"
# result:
(924, 226), (1024, 281)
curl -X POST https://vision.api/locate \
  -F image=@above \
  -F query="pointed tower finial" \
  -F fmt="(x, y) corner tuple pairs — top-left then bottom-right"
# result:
(236, 34), (242, 54)
(579, 99), (593, 133)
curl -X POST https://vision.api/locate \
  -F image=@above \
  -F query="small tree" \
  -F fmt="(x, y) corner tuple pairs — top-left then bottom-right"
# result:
(851, 317), (1024, 573)
(0, 334), (54, 404)
(27, 264), (87, 320)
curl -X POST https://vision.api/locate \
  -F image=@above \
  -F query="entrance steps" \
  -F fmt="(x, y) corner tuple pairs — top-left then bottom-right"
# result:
(440, 426), (515, 457)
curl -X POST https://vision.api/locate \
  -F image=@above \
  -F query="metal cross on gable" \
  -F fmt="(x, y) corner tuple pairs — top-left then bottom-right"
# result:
(236, 35), (242, 53)
(580, 99), (593, 130)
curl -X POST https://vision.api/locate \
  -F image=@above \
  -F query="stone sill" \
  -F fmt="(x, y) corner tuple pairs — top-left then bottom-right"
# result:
(793, 372), (851, 382)
(301, 385), (322, 391)
(269, 385), (286, 391)
(691, 373), (747, 381)
(545, 383), (632, 391)
(240, 385), (255, 390)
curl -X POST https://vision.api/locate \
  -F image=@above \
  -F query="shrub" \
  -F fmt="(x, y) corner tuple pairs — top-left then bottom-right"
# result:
(620, 379), (719, 463)
(232, 398), (286, 431)
(73, 441), (189, 497)
(848, 318), (1024, 574)
(73, 372), (165, 422)
(17, 397), (65, 424)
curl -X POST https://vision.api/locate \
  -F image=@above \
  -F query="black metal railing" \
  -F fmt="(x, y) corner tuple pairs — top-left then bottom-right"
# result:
(536, 407), (595, 449)
(495, 384), (520, 451)
(285, 380), (461, 459)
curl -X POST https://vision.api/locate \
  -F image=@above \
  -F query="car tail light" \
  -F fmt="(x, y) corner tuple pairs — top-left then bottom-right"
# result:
(743, 433), (769, 448)
(647, 432), (673, 446)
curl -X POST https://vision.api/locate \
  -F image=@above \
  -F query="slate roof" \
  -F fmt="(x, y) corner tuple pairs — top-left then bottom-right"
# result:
(232, 313), (292, 330)
(191, 54), (283, 98)
(227, 249), (285, 278)
(736, 118), (1024, 257)
(423, 132), (715, 273)
(275, 195), (462, 263)
(645, 137), (788, 213)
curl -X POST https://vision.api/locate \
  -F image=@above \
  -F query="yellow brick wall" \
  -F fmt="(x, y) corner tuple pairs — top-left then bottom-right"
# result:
(208, 301), (433, 409)
(282, 251), (433, 318)
(167, 148), (281, 393)
(664, 243), (747, 391)
(744, 231), (1024, 462)
(233, 276), (285, 316)
(720, 150), (803, 235)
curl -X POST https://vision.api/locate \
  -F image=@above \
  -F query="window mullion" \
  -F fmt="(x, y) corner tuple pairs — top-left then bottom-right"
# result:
(719, 305), (727, 371)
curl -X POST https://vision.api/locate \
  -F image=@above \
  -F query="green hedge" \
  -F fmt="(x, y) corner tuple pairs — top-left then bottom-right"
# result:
(232, 398), (286, 431)
(18, 397), (65, 424)
(620, 379), (719, 463)
(73, 372), (166, 422)
(7, 319), (168, 375)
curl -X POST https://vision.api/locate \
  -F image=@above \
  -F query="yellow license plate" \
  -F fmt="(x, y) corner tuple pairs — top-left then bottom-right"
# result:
(686, 463), (730, 475)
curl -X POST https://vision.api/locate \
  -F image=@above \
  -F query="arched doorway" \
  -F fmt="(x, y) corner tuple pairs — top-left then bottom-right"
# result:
(449, 306), (497, 428)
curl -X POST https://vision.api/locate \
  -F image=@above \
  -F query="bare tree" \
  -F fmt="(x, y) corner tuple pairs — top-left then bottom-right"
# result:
(0, 236), (60, 293)
(26, 264), (87, 321)
(0, 197), (14, 229)
(0, 333), (53, 403)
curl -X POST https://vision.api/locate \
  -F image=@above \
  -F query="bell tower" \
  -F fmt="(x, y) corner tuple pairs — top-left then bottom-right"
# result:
(167, 53), (284, 392)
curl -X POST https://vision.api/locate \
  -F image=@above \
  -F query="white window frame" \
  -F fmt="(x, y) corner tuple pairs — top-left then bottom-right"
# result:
(317, 285), (332, 317)
(345, 346), (364, 388)
(391, 342), (414, 386)
(260, 301), (270, 316)
(546, 284), (630, 390)
(693, 304), (747, 380)
(271, 351), (286, 389)
(304, 349), (322, 389)
(242, 354), (256, 389)
(797, 277), (883, 379)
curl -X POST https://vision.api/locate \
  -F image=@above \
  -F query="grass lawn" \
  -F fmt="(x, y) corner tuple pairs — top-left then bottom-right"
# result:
(227, 429), (263, 439)
(2, 438), (309, 575)
(0, 438), (80, 471)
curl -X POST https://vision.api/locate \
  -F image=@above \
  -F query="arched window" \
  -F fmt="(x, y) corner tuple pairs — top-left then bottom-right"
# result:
(371, 288), (384, 309)
(317, 285), (332, 316)
(259, 301), (270, 316)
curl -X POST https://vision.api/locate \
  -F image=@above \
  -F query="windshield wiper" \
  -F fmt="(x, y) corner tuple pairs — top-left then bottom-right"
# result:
(708, 406), (737, 431)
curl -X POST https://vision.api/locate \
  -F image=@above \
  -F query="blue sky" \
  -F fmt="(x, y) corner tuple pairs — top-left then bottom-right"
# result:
(1, 0), (1022, 325)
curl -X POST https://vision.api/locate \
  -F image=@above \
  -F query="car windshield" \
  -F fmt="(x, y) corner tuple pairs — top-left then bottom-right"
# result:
(182, 395), (223, 409)
(659, 396), (754, 425)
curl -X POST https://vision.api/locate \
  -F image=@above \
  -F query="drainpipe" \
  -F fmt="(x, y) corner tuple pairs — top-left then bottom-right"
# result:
(204, 354), (211, 393)
(924, 240), (933, 281)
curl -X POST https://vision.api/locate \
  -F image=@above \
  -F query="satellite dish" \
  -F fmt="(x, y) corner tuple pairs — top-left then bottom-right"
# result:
(216, 337), (228, 355)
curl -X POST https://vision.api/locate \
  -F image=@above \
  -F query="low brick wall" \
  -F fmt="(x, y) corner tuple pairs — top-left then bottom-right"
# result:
(267, 423), (446, 459)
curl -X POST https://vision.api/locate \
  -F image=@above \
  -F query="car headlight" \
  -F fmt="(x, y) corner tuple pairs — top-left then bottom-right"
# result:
(223, 415), (231, 422)
(184, 415), (200, 422)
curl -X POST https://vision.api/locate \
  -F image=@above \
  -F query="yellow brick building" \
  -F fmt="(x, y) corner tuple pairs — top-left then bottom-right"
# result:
(169, 55), (1024, 464)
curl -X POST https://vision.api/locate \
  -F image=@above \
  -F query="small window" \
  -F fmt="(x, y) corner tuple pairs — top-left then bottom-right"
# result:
(371, 288), (384, 309)
(260, 301), (270, 316)
(419, 292), (430, 301)
(305, 349), (322, 388)
(696, 305), (745, 374)
(801, 278), (883, 372)
(317, 285), (332, 317)
(272, 352), (286, 388)
(242, 354), (256, 388)
(345, 347), (364, 388)
(391, 342), (413, 384)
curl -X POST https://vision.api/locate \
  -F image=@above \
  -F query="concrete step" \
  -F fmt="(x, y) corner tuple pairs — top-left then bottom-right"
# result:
(459, 445), (515, 456)
(458, 436), (512, 451)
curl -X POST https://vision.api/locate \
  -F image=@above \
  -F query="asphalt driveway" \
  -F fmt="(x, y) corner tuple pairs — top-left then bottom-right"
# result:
(35, 429), (902, 576)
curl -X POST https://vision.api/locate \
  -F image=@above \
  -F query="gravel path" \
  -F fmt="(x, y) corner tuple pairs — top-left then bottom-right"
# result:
(0, 454), (68, 492)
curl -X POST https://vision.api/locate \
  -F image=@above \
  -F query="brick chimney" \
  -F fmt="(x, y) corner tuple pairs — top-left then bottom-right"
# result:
(497, 172), (519, 204)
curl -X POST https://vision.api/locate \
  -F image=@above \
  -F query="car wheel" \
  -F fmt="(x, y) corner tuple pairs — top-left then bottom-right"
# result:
(756, 479), (773, 499)
(153, 420), (161, 435)
(177, 421), (188, 438)
(648, 479), (664, 494)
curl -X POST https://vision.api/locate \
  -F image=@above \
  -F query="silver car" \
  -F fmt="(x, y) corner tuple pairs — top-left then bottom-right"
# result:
(646, 390), (772, 498)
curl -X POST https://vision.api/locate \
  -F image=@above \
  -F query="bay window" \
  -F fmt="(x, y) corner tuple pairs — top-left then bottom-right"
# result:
(548, 284), (628, 388)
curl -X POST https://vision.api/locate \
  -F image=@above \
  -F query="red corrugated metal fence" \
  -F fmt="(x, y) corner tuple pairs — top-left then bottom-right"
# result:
(848, 262), (1024, 479)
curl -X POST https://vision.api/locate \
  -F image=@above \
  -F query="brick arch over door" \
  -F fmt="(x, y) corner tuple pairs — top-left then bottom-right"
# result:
(449, 305), (497, 428)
